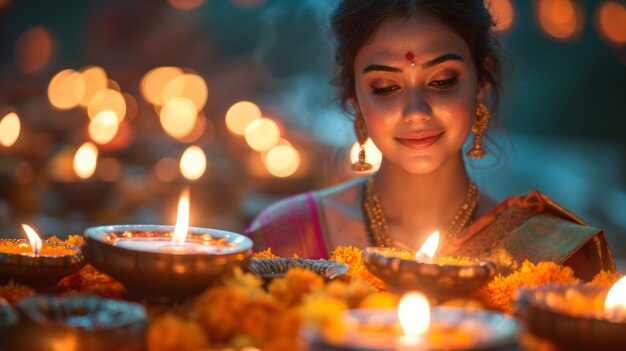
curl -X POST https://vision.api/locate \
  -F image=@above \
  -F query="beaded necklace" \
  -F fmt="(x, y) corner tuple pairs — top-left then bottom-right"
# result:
(362, 175), (479, 247)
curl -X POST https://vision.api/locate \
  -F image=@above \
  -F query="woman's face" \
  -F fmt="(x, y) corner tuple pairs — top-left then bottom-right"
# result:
(354, 14), (484, 175)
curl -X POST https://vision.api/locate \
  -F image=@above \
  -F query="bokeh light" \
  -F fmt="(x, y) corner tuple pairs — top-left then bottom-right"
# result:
(48, 69), (85, 110)
(155, 157), (179, 182)
(486, 0), (514, 32)
(160, 97), (198, 139)
(264, 143), (300, 177)
(537, 0), (583, 40)
(73, 142), (98, 179)
(177, 112), (208, 144)
(88, 110), (119, 145)
(140, 66), (183, 106)
(180, 146), (206, 180)
(79, 66), (108, 107)
(167, 0), (204, 10)
(0, 112), (20, 147)
(350, 138), (382, 172)
(162, 73), (208, 111)
(596, 1), (626, 44)
(87, 88), (126, 122)
(14, 26), (55, 74)
(225, 101), (262, 136)
(123, 93), (138, 122)
(244, 118), (280, 152)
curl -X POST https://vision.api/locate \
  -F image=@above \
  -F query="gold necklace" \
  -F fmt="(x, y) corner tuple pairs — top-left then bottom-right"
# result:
(362, 175), (480, 248)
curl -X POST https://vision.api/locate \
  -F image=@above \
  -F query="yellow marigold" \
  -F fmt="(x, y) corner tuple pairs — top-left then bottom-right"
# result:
(65, 234), (84, 247)
(300, 295), (348, 345)
(58, 264), (125, 299)
(192, 286), (248, 343)
(146, 313), (210, 351)
(223, 268), (267, 300)
(0, 281), (35, 305)
(330, 246), (385, 291)
(474, 260), (580, 312)
(46, 235), (63, 243)
(268, 267), (324, 306)
(253, 248), (278, 259)
(587, 270), (622, 287)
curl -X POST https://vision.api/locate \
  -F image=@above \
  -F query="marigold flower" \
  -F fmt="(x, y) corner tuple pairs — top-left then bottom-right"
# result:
(474, 260), (579, 312)
(192, 286), (248, 343)
(330, 246), (385, 291)
(146, 313), (210, 351)
(253, 248), (278, 259)
(269, 267), (324, 306)
(300, 295), (348, 344)
(58, 264), (125, 299)
(587, 270), (622, 287)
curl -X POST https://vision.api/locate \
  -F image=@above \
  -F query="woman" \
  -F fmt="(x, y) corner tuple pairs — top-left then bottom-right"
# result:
(245, 0), (614, 280)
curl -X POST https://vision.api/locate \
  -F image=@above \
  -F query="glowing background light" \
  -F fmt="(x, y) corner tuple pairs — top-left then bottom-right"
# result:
(398, 292), (430, 336)
(225, 101), (262, 136)
(180, 146), (206, 180)
(160, 97), (198, 139)
(244, 118), (280, 152)
(88, 110), (119, 145)
(0, 112), (21, 147)
(87, 88), (126, 122)
(140, 66), (183, 106)
(596, 1), (626, 44)
(73, 142), (98, 179)
(537, 0), (583, 40)
(264, 143), (300, 177)
(14, 26), (55, 74)
(162, 73), (208, 111)
(48, 69), (85, 110)
(350, 138), (382, 172)
(79, 66), (108, 107)
(155, 157), (179, 182)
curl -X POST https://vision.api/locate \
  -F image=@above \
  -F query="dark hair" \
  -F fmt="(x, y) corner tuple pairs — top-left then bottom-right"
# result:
(331, 0), (503, 117)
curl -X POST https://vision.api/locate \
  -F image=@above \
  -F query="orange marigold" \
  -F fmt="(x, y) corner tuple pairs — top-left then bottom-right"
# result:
(330, 246), (385, 291)
(192, 286), (248, 343)
(58, 264), (125, 299)
(474, 260), (580, 312)
(587, 270), (622, 287)
(268, 267), (324, 306)
(146, 313), (210, 351)
(253, 248), (278, 259)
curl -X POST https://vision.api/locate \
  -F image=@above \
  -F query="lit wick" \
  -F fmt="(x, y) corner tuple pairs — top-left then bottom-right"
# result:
(22, 224), (42, 257)
(172, 188), (190, 247)
(415, 231), (439, 263)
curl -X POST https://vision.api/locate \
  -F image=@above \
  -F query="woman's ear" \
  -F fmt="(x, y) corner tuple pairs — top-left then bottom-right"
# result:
(476, 81), (492, 103)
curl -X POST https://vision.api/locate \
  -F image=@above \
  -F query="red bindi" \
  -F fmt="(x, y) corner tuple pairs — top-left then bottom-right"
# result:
(405, 51), (415, 61)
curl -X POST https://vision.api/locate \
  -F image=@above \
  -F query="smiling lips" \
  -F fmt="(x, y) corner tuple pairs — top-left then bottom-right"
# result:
(395, 132), (443, 149)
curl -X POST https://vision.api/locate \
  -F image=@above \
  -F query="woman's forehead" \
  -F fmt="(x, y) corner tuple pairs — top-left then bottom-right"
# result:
(356, 15), (470, 65)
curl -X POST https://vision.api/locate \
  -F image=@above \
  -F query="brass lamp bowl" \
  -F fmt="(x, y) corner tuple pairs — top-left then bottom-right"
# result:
(83, 225), (253, 301)
(362, 247), (496, 299)
(0, 239), (85, 288)
(247, 257), (349, 282)
(515, 283), (626, 350)
(0, 295), (146, 351)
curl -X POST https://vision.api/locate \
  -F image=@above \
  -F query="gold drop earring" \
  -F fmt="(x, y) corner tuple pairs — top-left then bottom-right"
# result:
(467, 102), (490, 159)
(351, 114), (373, 172)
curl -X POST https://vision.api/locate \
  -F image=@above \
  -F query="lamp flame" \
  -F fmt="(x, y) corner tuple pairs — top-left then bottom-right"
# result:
(398, 292), (430, 336)
(173, 188), (190, 246)
(415, 231), (439, 263)
(604, 276), (626, 322)
(21, 224), (42, 256)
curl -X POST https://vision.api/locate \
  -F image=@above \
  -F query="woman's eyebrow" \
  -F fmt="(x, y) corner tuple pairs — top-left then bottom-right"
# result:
(362, 53), (464, 73)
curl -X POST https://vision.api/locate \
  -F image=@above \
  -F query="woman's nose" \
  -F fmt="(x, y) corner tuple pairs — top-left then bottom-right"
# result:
(402, 89), (432, 123)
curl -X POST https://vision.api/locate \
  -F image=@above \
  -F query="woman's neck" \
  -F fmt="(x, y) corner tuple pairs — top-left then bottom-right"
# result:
(374, 153), (470, 246)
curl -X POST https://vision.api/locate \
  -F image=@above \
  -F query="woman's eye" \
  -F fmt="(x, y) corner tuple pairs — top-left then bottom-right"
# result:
(371, 85), (400, 96)
(429, 77), (458, 89)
